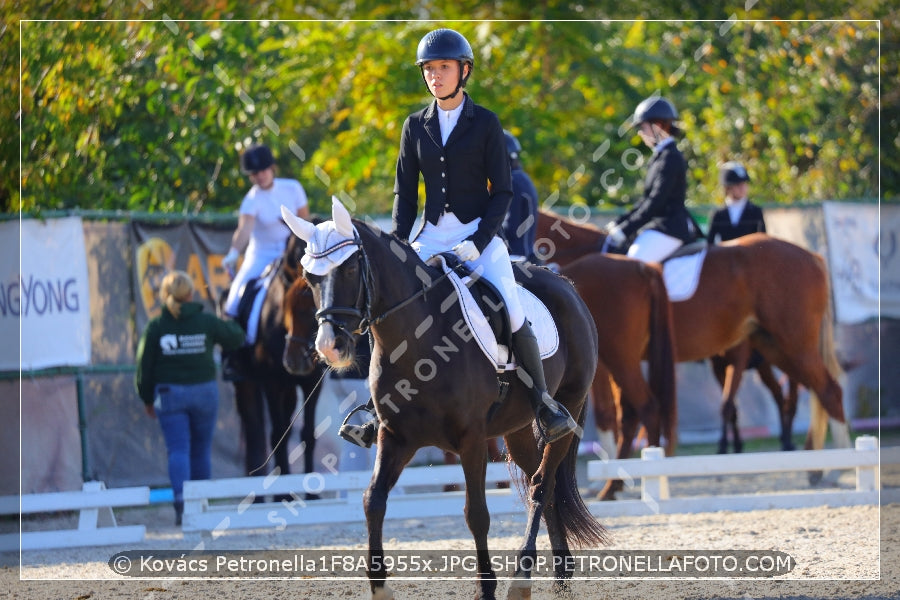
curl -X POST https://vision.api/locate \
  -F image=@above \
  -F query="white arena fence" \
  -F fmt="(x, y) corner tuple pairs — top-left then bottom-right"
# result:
(0, 481), (149, 551)
(181, 435), (887, 540)
(3, 435), (892, 548)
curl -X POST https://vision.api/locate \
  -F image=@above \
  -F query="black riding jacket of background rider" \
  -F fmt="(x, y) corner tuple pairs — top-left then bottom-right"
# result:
(392, 93), (513, 254)
(615, 139), (696, 243)
(706, 201), (767, 243)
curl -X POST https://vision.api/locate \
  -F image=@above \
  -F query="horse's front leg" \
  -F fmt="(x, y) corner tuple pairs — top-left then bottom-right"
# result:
(459, 440), (497, 600)
(364, 433), (414, 600)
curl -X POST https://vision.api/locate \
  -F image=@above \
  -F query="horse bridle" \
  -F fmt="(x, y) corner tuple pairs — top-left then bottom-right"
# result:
(306, 236), (373, 341)
(307, 233), (465, 342)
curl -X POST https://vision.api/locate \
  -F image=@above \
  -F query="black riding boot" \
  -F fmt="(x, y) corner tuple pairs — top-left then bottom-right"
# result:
(339, 397), (379, 448)
(512, 321), (578, 443)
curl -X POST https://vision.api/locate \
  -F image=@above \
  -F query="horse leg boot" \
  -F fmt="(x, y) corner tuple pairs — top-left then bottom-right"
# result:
(339, 397), (378, 448)
(512, 321), (577, 443)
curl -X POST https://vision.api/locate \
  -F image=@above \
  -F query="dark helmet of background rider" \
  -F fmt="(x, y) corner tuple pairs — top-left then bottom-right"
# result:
(631, 96), (682, 137)
(503, 129), (522, 170)
(719, 161), (751, 186)
(240, 144), (275, 175)
(415, 28), (474, 100)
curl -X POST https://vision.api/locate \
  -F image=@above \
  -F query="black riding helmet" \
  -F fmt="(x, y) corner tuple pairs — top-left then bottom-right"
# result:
(720, 161), (751, 186)
(240, 144), (275, 174)
(631, 96), (682, 137)
(415, 28), (474, 101)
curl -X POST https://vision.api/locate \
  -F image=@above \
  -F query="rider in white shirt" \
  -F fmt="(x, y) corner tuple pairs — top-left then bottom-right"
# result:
(222, 144), (310, 319)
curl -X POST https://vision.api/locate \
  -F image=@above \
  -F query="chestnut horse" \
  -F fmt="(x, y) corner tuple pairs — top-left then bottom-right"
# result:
(559, 251), (678, 463)
(283, 199), (606, 600)
(535, 210), (847, 499)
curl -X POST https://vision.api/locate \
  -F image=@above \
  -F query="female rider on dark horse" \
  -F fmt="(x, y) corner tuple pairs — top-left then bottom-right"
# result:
(338, 28), (576, 448)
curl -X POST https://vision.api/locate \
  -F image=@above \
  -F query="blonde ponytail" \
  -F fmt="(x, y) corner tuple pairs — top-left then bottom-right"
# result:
(158, 270), (195, 319)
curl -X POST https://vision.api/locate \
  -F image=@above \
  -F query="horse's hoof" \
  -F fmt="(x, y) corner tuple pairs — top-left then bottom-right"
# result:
(506, 579), (532, 600)
(808, 470), (823, 486)
(372, 583), (394, 600)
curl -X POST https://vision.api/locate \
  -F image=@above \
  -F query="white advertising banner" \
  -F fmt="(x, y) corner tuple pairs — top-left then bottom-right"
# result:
(0, 217), (92, 370)
(823, 202), (899, 324)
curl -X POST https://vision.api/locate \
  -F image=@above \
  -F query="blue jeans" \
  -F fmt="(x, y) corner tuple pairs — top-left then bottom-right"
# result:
(154, 381), (219, 503)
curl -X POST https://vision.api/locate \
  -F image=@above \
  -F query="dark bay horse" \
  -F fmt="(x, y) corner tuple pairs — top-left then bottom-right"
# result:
(230, 234), (324, 484)
(535, 210), (847, 498)
(283, 200), (606, 600)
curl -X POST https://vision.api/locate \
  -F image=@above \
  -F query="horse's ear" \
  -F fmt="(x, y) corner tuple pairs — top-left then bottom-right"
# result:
(331, 196), (354, 238)
(280, 205), (317, 242)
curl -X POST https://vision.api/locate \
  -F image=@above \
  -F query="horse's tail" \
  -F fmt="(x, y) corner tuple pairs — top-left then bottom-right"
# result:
(808, 252), (846, 451)
(645, 262), (678, 456)
(550, 421), (610, 548)
(816, 254), (842, 380)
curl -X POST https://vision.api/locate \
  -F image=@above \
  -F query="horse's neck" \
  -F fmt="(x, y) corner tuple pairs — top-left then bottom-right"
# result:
(362, 235), (453, 347)
(571, 223), (605, 246)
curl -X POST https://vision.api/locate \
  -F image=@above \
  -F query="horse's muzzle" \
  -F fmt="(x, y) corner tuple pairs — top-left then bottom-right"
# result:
(315, 323), (356, 369)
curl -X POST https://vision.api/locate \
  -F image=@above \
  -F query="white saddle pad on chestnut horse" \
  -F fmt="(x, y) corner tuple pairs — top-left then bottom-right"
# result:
(663, 248), (706, 302)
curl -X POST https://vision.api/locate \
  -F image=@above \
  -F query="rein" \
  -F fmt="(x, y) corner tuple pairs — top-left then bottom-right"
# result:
(248, 365), (331, 476)
(363, 259), (465, 329)
(314, 234), (466, 337)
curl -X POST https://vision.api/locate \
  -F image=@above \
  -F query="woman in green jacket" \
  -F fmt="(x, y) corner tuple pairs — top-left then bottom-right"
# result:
(135, 270), (244, 525)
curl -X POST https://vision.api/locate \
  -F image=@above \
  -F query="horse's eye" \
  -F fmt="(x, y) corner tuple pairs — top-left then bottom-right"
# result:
(344, 259), (361, 275)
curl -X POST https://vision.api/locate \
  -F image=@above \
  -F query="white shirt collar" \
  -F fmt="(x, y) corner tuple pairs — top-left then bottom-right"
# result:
(439, 101), (465, 145)
(653, 137), (675, 153)
(725, 197), (748, 225)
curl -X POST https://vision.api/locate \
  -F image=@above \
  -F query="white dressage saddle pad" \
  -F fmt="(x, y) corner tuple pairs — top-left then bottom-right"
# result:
(663, 248), (706, 302)
(436, 256), (559, 371)
(244, 265), (278, 345)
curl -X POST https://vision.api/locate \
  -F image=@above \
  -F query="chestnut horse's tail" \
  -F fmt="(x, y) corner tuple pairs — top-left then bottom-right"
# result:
(645, 263), (678, 455)
(816, 254), (843, 380)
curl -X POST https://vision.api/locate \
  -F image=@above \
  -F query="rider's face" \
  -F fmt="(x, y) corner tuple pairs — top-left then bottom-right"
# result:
(248, 167), (275, 190)
(421, 60), (464, 98)
(726, 181), (749, 200)
(637, 122), (663, 148)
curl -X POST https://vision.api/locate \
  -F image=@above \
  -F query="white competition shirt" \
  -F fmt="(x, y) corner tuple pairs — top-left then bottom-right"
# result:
(240, 178), (308, 258)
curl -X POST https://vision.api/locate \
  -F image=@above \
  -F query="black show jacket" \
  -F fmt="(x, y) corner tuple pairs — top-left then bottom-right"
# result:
(392, 94), (513, 254)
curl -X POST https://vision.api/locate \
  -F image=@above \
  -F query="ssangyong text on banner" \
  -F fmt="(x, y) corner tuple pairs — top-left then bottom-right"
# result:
(823, 202), (897, 323)
(0, 217), (92, 371)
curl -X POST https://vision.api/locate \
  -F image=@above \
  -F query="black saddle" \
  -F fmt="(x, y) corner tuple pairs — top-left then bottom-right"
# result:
(663, 239), (708, 262)
(427, 253), (513, 352)
(233, 277), (263, 335)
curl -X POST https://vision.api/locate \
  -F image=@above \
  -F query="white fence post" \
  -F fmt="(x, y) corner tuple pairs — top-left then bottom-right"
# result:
(855, 435), (877, 491)
(640, 446), (669, 502)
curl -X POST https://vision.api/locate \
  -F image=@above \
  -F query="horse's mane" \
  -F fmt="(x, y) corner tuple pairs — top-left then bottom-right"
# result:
(352, 218), (430, 272)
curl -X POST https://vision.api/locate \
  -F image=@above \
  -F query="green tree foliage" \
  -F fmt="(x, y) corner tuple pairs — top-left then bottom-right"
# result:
(5, 2), (893, 216)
